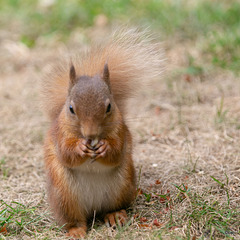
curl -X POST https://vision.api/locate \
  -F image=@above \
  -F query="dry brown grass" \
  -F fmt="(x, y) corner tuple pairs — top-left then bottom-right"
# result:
(0, 29), (239, 240)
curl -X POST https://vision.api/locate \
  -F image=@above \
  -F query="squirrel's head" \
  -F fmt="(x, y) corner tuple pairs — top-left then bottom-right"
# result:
(66, 63), (120, 145)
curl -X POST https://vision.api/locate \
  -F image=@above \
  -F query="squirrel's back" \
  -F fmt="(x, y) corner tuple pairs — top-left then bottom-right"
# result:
(41, 27), (163, 121)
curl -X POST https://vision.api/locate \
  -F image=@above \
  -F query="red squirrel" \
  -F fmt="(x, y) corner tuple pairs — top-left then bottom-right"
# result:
(41, 28), (162, 238)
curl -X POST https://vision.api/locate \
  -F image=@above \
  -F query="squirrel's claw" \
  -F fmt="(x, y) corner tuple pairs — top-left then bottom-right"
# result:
(95, 140), (109, 159)
(76, 139), (95, 158)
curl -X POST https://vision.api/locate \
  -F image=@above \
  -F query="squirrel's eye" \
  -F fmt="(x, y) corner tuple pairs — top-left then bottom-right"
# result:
(106, 103), (111, 113)
(69, 105), (75, 114)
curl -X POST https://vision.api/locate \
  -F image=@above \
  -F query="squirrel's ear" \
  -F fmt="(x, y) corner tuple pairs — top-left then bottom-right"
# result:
(69, 64), (77, 86)
(102, 63), (111, 92)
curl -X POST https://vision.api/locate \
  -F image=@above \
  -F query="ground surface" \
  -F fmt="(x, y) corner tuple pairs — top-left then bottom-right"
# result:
(0, 21), (240, 240)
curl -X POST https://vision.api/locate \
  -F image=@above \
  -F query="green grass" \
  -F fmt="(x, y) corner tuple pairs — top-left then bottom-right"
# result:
(0, 0), (239, 74)
(0, 158), (9, 179)
(135, 176), (239, 239)
(215, 97), (228, 126)
(206, 29), (240, 73)
(173, 183), (238, 239)
(0, 200), (61, 238)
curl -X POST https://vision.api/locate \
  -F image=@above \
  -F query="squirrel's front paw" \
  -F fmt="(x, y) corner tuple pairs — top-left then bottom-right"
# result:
(95, 139), (110, 159)
(76, 139), (96, 159)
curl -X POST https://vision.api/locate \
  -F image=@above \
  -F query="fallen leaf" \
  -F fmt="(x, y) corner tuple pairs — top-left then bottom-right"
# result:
(153, 219), (162, 227)
(184, 74), (192, 82)
(137, 188), (143, 195)
(155, 179), (161, 185)
(138, 223), (152, 229)
(139, 217), (148, 223)
(159, 197), (166, 203)
(0, 224), (7, 234)
(133, 213), (139, 219)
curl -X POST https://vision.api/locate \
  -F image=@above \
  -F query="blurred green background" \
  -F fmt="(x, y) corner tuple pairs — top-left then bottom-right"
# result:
(0, 0), (239, 74)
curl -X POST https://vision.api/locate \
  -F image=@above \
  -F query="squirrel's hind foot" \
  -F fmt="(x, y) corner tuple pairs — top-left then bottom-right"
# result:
(104, 209), (128, 229)
(66, 226), (87, 239)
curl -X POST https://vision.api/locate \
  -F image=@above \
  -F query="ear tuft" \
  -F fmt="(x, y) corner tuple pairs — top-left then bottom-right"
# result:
(103, 63), (111, 92)
(69, 64), (76, 85)
(103, 63), (109, 80)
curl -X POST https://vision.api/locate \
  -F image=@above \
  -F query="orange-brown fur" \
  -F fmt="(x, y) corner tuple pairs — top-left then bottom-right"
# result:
(41, 28), (162, 238)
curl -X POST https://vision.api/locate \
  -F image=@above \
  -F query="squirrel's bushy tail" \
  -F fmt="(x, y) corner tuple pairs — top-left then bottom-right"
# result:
(41, 27), (164, 121)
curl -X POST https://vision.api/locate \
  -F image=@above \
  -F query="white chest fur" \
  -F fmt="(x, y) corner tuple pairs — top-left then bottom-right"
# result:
(70, 160), (124, 215)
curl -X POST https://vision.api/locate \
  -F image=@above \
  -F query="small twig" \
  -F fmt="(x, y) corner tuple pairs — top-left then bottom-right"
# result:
(91, 210), (96, 231)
